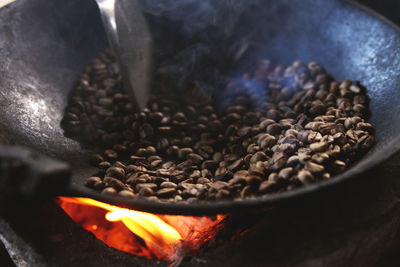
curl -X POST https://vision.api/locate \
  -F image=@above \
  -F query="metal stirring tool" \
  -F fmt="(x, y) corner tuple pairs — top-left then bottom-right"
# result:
(95, 0), (152, 111)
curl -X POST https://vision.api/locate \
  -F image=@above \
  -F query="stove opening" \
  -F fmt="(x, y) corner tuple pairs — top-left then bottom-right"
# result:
(57, 197), (226, 263)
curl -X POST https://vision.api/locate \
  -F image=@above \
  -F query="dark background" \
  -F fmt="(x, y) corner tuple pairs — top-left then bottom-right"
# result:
(355, 0), (400, 27)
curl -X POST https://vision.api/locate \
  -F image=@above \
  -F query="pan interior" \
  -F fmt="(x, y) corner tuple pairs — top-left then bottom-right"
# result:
(0, 0), (399, 214)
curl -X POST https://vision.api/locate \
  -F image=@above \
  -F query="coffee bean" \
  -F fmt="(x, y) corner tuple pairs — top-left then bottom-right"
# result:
(228, 158), (244, 172)
(266, 123), (282, 135)
(145, 146), (157, 156)
(166, 145), (179, 157)
(311, 153), (330, 164)
(90, 154), (104, 166)
(106, 166), (125, 181)
(322, 173), (331, 180)
(305, 161), (325, 174)
(246, 175), (263, 187)
(68, 53), (375, 202)
(173, 112), (187, 122)
(102, 187), (117, 195)
(201, 160), (219, 172)
(287, 155), (300, 167)
(216, 189), (231, 200)
(279, 167), (293, 180)
(187, 153), (204, 165)
(356, 122), (374, 133)
(86, 176), (102, 187)
(357, 134), (375, 150)
(259, 180), (278, 194)
(104, 149), (118, 160)
(240, 185), (252, 198)
(250, 151), (268, 163)
(297, 170), (314, 185)
(269, 152), (287, 171)
(238, 126), (252, 137)
(138, 187), (155, 197)
(150, 159), (163, 168)
(258, 134), (276, 149)
(266, 109), (282, 121)
(259, 119), (275, 130)
(118, 190), (135, 198)
(198, 145), (214, 159)
(197, 177), (211, 184)
(310, 141), (328, 152)
(226, 113), (241, 123)
(157, 188), (177, 198)
(104, 177), (126, 191)
(136, 183), (157, 192)
(139, 123), (154, 139)
(305, 121), (324, 131)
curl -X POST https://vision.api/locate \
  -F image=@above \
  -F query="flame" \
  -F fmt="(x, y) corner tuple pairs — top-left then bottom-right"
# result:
(57, 197), (226, 262)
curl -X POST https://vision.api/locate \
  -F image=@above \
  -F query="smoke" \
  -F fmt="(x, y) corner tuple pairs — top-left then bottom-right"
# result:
(138, 0), (266, 96)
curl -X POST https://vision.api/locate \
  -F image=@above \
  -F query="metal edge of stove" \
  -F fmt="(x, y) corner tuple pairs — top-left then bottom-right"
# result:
(0, 218), (45, 266)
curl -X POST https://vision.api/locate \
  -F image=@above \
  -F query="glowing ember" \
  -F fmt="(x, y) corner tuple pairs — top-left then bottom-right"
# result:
(57, 197), (226, 262)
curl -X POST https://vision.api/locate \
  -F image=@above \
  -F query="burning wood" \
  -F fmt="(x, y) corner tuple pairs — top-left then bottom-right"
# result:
(57, 197), (226, 263)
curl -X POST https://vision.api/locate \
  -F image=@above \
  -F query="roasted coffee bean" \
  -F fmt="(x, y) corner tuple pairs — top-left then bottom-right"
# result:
(136, 183), (158, 192)
(215, 189), (231, 200)
(104, 177), (126, 191)
(166, 145), (179, 157)
(187, 153), (204, 165)
(85, 176), (102, 187)
(213, 152), (224, 162)
(305, 161), (325, 174)
(278, 167), (293, 180)
(310, 141), (328, 153)
(104, 149), (118, 160)
(118, 190), (135, 198)
(195, 177), (209, 184)
(266, 123), (282, 135)
(178, 147), (193, 160)
(98, 161), (112, 170)
(106, 166), (125, 181)
(311, 153), (330, 164)
(259, 119), (275, 130)
(286, 155), (300, 167)
(240, 185), (253, 198)
(357, 134), (375, 150)
(259, 180), (279, 194)
(305, 121), (324, 131)
(201, 160), (219, 172)
(102, 187), (117, 195)
(269, 152), (287, 171)
(226, 113), (241, 123)
(145, 146), (157, 156)
(297, 170), (314, 185)
(150, 159), (163, 168)
(198, 145), (214, 159)
(157, 188), (177, 198)
(250, 151), (268, 163)
(90, 154), (104, 166)
(246, 175), (263, 187)
(67, 54), (375, 202)
(258, 134), (276, 149)
(138, 187), (155, 197)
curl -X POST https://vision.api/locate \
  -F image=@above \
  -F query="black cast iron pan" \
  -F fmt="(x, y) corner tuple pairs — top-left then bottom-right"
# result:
(0, 0), (400, 215)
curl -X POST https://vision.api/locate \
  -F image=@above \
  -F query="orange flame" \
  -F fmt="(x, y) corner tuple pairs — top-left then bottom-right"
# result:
(57, 197), (226, 262)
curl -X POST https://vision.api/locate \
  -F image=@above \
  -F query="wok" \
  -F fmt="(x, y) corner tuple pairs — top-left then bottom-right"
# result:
(0, 0), (400, 215)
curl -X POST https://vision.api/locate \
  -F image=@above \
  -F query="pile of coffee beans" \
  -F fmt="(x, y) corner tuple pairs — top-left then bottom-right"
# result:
(62, 51), (375, 202)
